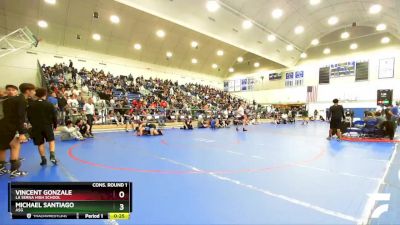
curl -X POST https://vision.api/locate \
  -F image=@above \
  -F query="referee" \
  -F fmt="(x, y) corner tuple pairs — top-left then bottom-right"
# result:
(83, 97), (95, 137)
(27, 88), (58, 166)
(327, 98), (345, 140)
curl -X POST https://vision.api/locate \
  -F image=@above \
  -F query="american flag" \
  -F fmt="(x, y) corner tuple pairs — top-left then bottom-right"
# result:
(306, 86), (318, 103)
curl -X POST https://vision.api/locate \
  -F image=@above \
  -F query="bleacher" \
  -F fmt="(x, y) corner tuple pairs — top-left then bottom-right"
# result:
(112, 89), (141, 101)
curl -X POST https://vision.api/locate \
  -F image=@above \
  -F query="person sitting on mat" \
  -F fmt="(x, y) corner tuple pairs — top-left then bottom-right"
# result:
(281, 113), (288, 124)
(136, 122), (163, 136)
(364, 112), (376, 123)
(75, 119), (91, 138)
(219, 118), (229, 128)
(181, 118), (193, 130)
(197, 116), (209, 128)
(60, 120), (85, 141)
(274, 113), (282, 124)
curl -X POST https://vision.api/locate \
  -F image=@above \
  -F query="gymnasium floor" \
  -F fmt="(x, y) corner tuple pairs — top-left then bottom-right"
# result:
(0, 122), (399, 225)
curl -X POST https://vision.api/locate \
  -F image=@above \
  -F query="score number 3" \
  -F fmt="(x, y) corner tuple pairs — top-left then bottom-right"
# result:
(119, 191), (125, 211)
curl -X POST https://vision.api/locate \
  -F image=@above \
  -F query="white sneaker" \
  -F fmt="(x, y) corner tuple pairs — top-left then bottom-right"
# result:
(0, 167), (10, 176)
(10, 170), (28, 178)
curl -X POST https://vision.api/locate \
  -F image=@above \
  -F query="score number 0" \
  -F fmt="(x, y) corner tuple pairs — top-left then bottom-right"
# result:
(119, 191), (125, 211)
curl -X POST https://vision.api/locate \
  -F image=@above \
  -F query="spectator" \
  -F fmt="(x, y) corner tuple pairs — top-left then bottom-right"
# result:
(375, 111), (385, 129)
(364, 112), (376, 123)
(0, 88), (5, 99)
(391, 102), (399, 123)
(57, 93), (68, 125)
(67, 94), (79, 111)
(47, 91), (58, 109)
(81, 84), (89, 94)
(181, 118), (193, 130)
(75, 119), (91, 138)
(301, 108), (309, 125)
(5, 84), (19, 97)
(314, 109), (318, 120)
(327, 99), (345, 140)
(384, 109), (397, 140)
(197, 116), (208, 128)
(60, 120), (85, 141)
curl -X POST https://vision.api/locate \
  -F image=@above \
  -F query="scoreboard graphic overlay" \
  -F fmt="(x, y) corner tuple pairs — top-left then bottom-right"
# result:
(9, 182), (132, 220)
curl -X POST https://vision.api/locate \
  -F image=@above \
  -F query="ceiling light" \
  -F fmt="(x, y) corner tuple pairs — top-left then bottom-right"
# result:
(191, 58), (198, 64)
(237, 56), (244, 63)
(166, 51), (173, 58)
(300, 53), (307, 58)
(216, 50), (224, 56)
(44, 0), (56, 4)
(134, 43), (141, 50)
(228, 67), (234, 73)
(156, 30), (166, 38)
(294, 25), (304, 34)
(254, 62), (260, 68)
(267, 34), (276, 42)
(37, 20), (48, 28)
(311, 39), (319, 46)
(340, 31), (350, 39)
(92, 33), (101, 41)
(242, 20), (253, 29)
(376, 23), (386, 31)
(191, 41), (198, 48)
(272, 8), (283, 19)
(381, 37), (390, 44)
(286, 45), (294, 51)
(350, 43), (358, 50)
(206, 0), (220, 12)
(328, 16), (338, 25)
(369, 4), (382, 14)
(110, 15), (120, 24)
(212, 64), (218, 69)
(309, 0), (321, 5)
(323, 48), (331, 54)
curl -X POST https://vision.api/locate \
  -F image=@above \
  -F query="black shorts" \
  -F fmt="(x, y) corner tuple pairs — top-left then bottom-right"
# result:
(0, 132), (16, 150)
(330, 119), (342, 130)
(238, 116), (245, 120)
(147, 124), (156, 129)
(31, 127), (55, 146)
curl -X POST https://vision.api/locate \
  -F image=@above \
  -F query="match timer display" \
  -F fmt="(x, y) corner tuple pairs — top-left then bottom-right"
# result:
(377, 89), (393, 106)
(9, 182), (132, 220)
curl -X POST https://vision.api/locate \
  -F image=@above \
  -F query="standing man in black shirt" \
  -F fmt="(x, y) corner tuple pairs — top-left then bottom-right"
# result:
(327, 99), (345, 140)
(57, 92), (67, 125)
(0, 83), (36, 178)
(27, 88), (58, 166)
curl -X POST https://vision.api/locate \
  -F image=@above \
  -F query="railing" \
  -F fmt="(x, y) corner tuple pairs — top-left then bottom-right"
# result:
(37, 60), (47, 88)
(55, 106), (268, 126)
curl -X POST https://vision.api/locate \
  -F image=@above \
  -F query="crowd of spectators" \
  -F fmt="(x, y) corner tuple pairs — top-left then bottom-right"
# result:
(40, 61), (260, 127)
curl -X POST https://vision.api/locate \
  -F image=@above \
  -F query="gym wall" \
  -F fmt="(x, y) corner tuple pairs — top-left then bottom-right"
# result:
(228, 46), (400, 108)
(0, 42), (224, 89)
